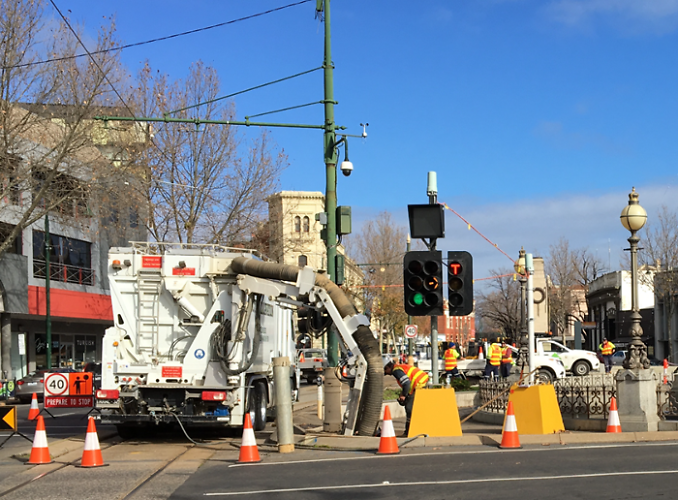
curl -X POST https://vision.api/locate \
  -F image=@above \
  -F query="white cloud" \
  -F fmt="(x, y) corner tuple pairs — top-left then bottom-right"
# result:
(546, 0), (678, 33)
(351, 184), (678, 288)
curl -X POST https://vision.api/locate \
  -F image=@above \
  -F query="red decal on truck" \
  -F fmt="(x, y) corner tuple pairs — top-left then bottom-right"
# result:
(142, 256), (162, 268)
(162, 366), (182, 378)
(172, 267), (196, 276)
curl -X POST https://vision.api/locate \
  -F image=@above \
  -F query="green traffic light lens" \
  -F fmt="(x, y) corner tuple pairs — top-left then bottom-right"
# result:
(412, 292), (424, 306)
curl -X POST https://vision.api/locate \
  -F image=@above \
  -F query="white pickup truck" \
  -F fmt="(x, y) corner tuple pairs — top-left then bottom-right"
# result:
(536, 339), (600, 376)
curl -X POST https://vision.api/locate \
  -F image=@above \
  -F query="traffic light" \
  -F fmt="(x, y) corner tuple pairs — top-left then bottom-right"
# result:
(403, 251), (443, 316)
(447, 251), (473, 316)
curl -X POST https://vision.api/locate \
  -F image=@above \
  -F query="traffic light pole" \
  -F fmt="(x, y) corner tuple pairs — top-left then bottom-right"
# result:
(428, 191), (439, 385)
(406, 235), (414, 361)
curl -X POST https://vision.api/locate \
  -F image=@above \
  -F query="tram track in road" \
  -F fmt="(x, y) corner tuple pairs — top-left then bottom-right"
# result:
(0, 432), (209, 500)
(0, 435), (123, 499)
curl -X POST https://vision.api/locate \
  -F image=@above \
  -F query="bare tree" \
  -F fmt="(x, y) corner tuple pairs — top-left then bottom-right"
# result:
(475, 269), (521, 342)
(0, 0), (134, 256)
(636, 206), (678, 361)
(130, 61), (287, 245)
(349, 212), (409, 350)
(546, 238), (603, 341)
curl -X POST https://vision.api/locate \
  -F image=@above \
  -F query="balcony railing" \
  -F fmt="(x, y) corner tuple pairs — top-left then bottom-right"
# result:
(33, 259), (95, 286)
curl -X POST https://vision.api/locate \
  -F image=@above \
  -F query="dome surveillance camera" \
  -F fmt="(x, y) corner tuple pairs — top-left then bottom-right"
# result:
(340, 160), (353, 177)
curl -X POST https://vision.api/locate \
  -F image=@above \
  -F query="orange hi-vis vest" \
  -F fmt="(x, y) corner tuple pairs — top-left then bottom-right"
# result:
(394, 364), (429, 394)
(489, 344), (502, 366)
(502, 347), (513, 364)
(444, 348), (459, 370)
(600, 342), (615, 356)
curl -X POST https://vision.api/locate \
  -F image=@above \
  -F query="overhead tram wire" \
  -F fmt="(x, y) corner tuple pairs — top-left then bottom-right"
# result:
(4, 0), (314, 70)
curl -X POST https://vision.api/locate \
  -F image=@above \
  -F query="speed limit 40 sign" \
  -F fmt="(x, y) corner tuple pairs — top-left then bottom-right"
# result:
(404, 324), (418, 339)
(45, 372), (69, 396)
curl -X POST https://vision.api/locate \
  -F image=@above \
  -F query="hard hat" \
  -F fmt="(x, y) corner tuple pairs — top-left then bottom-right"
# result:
(382, 356), (393, 369)
(449, 342), (456, 347)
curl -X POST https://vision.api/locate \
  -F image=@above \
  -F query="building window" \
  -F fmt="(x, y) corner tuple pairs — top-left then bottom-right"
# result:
(0, 222), (22, 254)
(33, 231), (94, 285)
(298, 255), (308, 267)
(294, 216), (301, 233)
(303, 216), (310, 233)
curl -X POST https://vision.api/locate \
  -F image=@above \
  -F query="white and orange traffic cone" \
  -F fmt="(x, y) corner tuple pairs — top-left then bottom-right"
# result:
(237, 413), (261, 463)
(499, 401), (521, 449)
(377, 406), (400, 455)
(478, 346), (484, 360)
(606, 397), (622, 433)
(79, 417), (106, 467)
(26, 416), (53, 465)
(28, 393), (40, 421)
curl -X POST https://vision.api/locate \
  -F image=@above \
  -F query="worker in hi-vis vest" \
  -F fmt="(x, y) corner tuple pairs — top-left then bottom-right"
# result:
(500, 341), (514, 378)
(598, 338), (616, 373)
(484, 340), (502, 379)
(384, 357), (429, 436)
(443, 342), (463, 382)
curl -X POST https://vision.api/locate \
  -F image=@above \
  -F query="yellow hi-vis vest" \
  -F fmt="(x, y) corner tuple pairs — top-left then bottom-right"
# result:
(394, 364), (429, 394)
(489, 344), (502, 366)
(444, 348), (459, 370)
(599, 342), (615, 355)
(501, 347), (513, 364)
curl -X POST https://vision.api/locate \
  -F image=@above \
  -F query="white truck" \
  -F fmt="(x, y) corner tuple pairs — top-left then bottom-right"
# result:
(96, 242), (383, 437)
(535, 339), (600, 376)
(421, 344), (566, 383)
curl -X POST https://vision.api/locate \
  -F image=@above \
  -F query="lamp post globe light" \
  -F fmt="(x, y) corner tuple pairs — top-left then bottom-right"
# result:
(514, 247), (529, 369)
(620, 187), (650, 370)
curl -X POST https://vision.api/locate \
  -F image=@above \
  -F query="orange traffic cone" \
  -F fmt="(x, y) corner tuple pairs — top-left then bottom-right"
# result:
(26, 416), (53, 464)
(28, 393), (40, 421)
(237, 413), (261, 463)
(606, 397), (622, 433)
(499, 401), (521, 449)
(377, 406), (400, 455)
(79, 417), (106, 467)
(478, 346), (484, 360)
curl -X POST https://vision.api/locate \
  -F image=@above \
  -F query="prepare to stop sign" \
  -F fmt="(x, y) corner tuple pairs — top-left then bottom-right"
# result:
(44, 372), (94, 408)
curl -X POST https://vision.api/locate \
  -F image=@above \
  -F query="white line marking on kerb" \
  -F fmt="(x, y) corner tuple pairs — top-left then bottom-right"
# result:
(204, 469), (678, 496)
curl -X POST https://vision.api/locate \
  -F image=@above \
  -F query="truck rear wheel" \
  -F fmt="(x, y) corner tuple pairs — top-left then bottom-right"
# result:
(249, 382), (268, 432)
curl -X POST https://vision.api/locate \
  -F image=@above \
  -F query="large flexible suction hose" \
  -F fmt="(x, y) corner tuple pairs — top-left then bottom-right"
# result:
(230, 257), (383, 436)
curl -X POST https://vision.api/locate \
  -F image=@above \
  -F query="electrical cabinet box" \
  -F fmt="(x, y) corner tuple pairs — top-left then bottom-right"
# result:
(336, 206), (352, 236)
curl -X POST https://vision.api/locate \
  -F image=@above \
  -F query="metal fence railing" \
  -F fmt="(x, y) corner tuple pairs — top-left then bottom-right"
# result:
(480, 372), (678, 421)
(33, 259), (95, 286)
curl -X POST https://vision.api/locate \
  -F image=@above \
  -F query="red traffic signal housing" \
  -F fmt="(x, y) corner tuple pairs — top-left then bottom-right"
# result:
(447, 251), (473, 316)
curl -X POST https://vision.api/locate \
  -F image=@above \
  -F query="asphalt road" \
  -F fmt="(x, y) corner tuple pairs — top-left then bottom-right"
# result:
(170, 441), (678, 500)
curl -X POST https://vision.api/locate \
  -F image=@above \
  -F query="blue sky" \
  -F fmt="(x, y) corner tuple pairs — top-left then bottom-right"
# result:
(54, 0), (678, 281)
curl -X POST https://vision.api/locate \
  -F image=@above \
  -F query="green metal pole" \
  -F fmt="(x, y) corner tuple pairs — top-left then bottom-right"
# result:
(45, 214), (52, 369)
(407, 235), (414, 358)
(323, 0), (339, 368)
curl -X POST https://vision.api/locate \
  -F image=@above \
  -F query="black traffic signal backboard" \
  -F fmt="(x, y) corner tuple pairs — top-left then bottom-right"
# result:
(403, 250), (443, 316)
(447, 251), (473, 316)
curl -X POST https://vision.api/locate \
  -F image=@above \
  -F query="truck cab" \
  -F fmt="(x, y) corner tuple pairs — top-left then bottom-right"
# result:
(536, 339), (600, 376)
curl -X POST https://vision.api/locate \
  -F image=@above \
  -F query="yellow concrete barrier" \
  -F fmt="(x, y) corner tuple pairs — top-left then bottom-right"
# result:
(408, 387), (463, 437)
(507, 384), (564, 435)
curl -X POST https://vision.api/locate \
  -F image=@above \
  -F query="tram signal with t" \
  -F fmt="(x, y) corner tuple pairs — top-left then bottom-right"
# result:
(447, 251), (473, 316)
(403, 250), (444, 316)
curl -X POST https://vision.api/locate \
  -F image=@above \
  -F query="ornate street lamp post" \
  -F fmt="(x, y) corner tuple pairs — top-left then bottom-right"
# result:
(514, 248), (528, 370)
(620, 187), (650, 370)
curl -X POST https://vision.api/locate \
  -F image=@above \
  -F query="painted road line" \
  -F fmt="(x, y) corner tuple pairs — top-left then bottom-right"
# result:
(205, 469), (678, 496)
